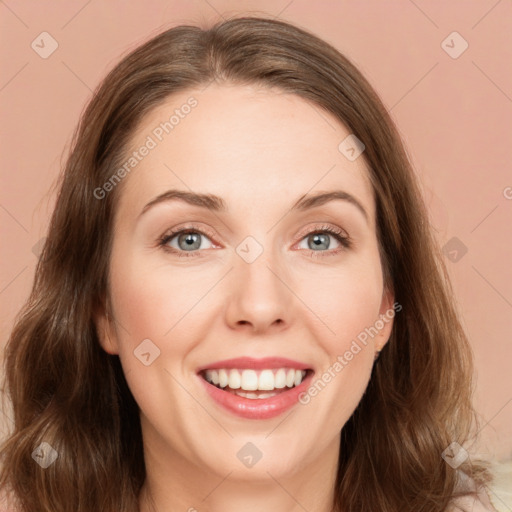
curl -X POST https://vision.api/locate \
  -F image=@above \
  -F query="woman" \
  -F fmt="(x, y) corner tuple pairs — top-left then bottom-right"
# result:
(0, 16), (497, 512)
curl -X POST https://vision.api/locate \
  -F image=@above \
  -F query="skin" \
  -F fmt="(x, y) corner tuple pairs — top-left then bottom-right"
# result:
(95, 83), (394, 512)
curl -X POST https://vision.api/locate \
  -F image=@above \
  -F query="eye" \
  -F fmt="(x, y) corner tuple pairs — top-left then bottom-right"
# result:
(295, 225), (351, 258)
(158, 227), (216, 257)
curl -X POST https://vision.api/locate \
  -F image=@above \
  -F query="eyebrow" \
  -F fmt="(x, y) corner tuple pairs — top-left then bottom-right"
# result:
(138, 189), (368, 222)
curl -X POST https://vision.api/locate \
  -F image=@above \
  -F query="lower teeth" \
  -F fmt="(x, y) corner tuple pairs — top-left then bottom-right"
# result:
(224, 387), (289, 399)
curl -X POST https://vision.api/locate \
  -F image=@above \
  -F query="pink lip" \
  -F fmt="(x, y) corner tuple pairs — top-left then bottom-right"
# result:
(197, 370), (315, 420)
(196, 356), (311, 372)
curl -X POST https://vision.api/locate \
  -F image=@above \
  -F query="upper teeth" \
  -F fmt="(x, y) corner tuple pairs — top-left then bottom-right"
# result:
(204, 368), (307, 391)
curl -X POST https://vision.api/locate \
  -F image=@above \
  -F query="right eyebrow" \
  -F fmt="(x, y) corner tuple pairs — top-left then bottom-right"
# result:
(138, 189), (227, 219)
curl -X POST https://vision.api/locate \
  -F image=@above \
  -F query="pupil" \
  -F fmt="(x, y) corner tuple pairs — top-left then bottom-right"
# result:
(180, 233), (201, 250)
(310, 234), (329, 250)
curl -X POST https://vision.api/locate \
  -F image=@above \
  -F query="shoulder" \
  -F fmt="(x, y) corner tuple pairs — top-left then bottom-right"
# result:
(448, 468), (497, 512)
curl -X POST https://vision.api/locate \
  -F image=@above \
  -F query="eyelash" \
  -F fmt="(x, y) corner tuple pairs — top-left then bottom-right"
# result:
(157, 224), (352, 259)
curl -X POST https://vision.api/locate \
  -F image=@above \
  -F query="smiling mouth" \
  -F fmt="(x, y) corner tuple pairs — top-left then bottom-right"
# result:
(200, 368), (313, 399)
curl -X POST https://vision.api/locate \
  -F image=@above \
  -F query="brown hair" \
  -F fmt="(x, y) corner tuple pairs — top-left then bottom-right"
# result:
(0, 16), (491, 511)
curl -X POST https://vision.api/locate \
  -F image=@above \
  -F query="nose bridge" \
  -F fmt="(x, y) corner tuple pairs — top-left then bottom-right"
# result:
(226, 236), (291, 330)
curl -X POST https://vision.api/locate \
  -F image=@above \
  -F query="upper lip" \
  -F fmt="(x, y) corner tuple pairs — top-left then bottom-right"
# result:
(196, 357), (312, 372)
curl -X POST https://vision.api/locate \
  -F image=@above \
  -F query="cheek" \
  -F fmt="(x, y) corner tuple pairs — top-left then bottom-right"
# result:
(106, 255), (205, 418)
(295, 262), (382, 430)
(294, 254), (384, 352)
(109, 252), (211, 344)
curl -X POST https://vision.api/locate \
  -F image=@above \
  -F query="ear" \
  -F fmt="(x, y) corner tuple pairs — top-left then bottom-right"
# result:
(375, 286), (396, 353)
(93, 299), (119, 355)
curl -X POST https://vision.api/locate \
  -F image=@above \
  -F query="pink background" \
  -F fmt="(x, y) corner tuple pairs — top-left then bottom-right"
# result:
(1, 1), (511, 461)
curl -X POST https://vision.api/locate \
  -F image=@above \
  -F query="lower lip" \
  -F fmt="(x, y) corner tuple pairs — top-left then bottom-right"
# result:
(198, 372), (314, 420)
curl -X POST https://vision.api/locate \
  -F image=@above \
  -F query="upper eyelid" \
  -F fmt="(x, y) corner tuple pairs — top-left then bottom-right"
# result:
(293, 223), (348, 240)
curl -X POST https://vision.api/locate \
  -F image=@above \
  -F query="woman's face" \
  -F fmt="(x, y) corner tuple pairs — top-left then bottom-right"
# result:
(96, 84), (394, 482)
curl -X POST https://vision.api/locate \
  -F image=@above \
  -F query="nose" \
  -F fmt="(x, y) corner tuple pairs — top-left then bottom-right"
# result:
(225, 249), (291, 334)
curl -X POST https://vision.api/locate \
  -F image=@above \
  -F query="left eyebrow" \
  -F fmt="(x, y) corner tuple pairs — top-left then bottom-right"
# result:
(138, 189), (368, 223)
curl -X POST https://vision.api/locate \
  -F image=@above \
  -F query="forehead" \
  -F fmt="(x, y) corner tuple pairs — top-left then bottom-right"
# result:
(115, 84), (375, 226)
